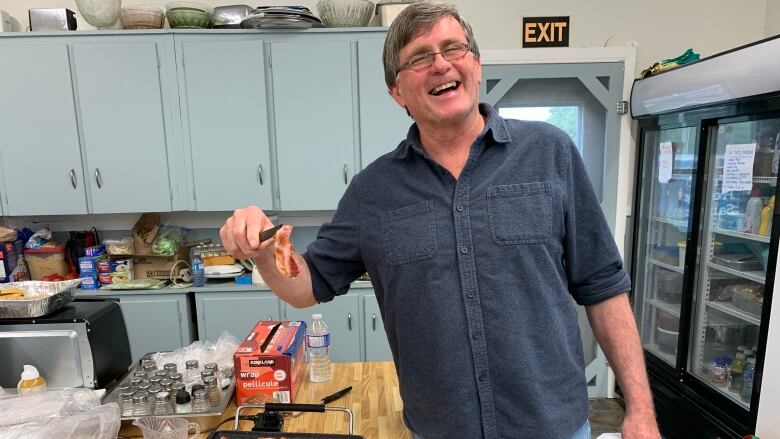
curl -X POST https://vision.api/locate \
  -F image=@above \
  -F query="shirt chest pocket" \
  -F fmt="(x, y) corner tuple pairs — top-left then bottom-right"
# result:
(381, 201), (438, 266)
(487, 182), (552, 245)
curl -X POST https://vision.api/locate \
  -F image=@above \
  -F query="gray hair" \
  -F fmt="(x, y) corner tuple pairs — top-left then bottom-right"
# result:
(382, 2), (480, 88)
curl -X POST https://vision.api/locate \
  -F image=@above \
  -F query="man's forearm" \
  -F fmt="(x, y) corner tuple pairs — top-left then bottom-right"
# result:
(586, 293), (655, 418)
(254, 251), (317, 308)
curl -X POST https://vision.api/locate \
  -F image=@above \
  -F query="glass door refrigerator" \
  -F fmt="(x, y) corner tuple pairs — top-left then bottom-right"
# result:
(630, 35), (780, 438)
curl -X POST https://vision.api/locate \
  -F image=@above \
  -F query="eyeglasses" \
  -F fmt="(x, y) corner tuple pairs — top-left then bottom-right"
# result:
(397, 43), (472, 72)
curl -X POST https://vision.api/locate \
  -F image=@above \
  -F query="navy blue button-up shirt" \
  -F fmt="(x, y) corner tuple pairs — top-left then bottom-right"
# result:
(304, 104), (630, 438)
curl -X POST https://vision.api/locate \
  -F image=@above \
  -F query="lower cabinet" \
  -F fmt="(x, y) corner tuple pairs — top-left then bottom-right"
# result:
(283, 294), (361, 363)
(193, 291), (280, 342)
(364, 294), (393, 362)
(112, 293), (194, 364)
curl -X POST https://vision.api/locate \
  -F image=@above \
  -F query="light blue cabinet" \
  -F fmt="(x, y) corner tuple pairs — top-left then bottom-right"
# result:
(112, 293), (194, 364)
(0, 44), (88, 215)
(178, 39), (274, 211)
(71, 41), (173, 213)
(357, 39), (411, 168)
(271, 40), (356, 211)
(194, 291), (280, 342)
(364, 294), (393, 362)
(283, 294), (361, 363)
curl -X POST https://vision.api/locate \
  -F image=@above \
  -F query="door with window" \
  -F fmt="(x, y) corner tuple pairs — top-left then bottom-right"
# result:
(481, 60), (626, 397)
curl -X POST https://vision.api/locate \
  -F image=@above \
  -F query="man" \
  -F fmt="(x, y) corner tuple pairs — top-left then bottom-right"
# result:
(221, 3), (660, 438)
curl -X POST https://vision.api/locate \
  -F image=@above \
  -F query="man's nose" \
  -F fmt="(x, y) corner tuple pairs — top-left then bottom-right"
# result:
(430, 51), (451, 72)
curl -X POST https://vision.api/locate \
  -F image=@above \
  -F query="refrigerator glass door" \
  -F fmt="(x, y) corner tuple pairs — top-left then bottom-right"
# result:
(635, 126), (698, 366)
(689, 118), (780, 409)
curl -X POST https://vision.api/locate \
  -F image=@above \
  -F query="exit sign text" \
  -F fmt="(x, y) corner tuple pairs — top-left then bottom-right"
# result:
(523, 17), (570, 48)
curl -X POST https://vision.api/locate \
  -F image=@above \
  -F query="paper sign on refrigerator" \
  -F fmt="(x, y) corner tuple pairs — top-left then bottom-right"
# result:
(658, 142), (673, 183)
(722, 143), (757, 193)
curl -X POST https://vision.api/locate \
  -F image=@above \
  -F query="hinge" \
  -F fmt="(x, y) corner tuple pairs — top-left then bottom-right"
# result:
(617, 101), (628, 115)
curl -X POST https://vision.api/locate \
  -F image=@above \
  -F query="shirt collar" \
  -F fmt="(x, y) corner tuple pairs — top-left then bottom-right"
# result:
(393, 103), (512, 160)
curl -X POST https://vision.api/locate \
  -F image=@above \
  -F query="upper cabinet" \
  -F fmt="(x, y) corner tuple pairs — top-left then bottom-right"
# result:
(177, 38), (274, 212)
(71, 40), (174, 213)
(0, 44), (88, 215)
(357, 39), (410, 168)
(271, 40), (356, 211)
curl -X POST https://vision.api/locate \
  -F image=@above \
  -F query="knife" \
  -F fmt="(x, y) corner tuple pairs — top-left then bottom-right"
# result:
(321, 386), (352, 404)
(258, 224), (283, 243)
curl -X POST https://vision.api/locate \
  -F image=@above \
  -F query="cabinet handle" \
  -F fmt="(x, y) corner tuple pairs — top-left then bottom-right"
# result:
(347, 312), (352, 331)
(94, 168), (103, 189)
(343, 164), (348, 184)
(258, 164), (264, 186)
(70, 169), (77, 189)
(372, 313), (376, 331)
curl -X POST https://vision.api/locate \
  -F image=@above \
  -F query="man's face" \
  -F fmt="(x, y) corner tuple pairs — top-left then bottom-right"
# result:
(389, 16), (482, 126)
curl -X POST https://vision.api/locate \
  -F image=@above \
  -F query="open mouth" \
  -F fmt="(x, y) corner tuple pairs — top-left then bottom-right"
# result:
(429, 81), (460, 96)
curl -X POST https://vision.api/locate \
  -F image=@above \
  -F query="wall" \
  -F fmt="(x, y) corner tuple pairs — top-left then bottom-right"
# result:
(767, 0), (780, 37)
(0, 0), (769, 73)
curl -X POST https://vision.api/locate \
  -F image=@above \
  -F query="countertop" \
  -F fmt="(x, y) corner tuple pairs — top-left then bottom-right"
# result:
(76, 281), (374, 296)
(201, 361), (411, 439)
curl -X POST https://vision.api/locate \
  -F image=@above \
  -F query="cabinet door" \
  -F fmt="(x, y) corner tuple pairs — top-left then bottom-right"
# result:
(272, 41), (355, 211)
(284, 295), (361, 362)
(71, 41), (172, 213)
(0, 44), (88, 215)
(116, 294), (193, 364)
(180, 40), (274, 211)
(364, 294), (393, 362)
(195, 292), (280, 342)
(357, 39), (410, 168)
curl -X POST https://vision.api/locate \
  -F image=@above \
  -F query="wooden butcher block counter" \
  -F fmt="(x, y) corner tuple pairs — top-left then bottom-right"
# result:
(202, 362), (412, 439)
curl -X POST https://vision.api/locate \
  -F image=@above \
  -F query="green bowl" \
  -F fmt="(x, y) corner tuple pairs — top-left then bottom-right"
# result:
(167, 8), (213, 28)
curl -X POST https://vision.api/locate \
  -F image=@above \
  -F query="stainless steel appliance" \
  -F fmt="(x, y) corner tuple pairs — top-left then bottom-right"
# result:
(630, 35), (780, 438)
(0, 298), (131, 390)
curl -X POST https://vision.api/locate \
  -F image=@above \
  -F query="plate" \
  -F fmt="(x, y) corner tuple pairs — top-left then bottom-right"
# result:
(205, 264), (245, 278)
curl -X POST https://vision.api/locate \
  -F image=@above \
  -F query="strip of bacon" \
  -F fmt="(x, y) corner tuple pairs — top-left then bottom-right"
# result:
(274, 224), (299, 278)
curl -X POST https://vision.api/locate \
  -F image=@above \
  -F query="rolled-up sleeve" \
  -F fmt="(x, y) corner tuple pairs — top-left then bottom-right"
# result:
(303, 172), (366, 303)
(562, 139), (631, 305)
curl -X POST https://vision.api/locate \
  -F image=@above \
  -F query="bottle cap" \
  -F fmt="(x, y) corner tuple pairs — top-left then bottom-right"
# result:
(176, 389), (192, 404)
(312, 313), (322, 320)
(21, 365), (40, 381)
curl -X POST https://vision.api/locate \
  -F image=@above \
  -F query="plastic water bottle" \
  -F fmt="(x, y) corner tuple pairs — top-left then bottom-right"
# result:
(741, 358), (755, 403)
(307, 313), (332, 382)
(191, 252), (206, 287)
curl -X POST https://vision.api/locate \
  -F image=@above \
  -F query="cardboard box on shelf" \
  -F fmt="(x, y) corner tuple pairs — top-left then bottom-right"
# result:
(234, 320), (307, 405)
(132, 246), (188, 280)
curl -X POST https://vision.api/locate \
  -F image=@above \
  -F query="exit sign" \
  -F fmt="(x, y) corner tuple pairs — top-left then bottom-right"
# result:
(523, 17), (570, 48)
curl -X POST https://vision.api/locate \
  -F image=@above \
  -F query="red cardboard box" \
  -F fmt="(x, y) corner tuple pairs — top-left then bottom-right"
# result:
(234, 320), (307, 405)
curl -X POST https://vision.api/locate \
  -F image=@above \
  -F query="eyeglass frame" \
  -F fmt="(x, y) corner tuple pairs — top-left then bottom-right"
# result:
(396, 42), (473, 74)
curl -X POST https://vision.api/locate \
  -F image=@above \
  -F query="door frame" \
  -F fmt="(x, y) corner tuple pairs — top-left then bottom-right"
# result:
(481, 46), (638, 398)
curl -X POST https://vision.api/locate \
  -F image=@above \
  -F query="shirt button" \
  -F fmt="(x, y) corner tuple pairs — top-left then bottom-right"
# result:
(467, 292), (474, 298)
(460, 246), (469, 254)
(456, 205), (464, 212)
(479, 372), (487, 382)
(472, 331), (481, 340)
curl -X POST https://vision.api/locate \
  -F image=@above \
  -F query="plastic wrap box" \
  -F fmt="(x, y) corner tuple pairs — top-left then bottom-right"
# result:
(234, 320), (307, 405)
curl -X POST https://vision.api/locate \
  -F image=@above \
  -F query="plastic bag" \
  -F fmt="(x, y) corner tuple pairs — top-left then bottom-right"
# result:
(152, 224), (188, 256)
(103, 237), (134, 255)
(24, 228), (51, 250)
(0, 388), (119, 439)
(151, 331), (239, 389)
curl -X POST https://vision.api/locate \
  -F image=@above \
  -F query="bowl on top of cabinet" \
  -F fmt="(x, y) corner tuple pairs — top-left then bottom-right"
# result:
(165, 1), (213, 28)
(120, 5), (165, 29)
(213, 4), (252, 28)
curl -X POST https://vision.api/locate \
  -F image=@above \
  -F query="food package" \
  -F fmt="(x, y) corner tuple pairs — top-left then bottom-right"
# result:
(102, 237), (134, 256)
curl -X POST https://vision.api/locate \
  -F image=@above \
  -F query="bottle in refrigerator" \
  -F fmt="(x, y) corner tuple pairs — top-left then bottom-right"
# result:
(307, 313), (332, 383)
(744, 189), (764, 234)
(710, 357), (729, 387)
(729, 351), (746, 393)
(759, 196), (775, 236)
(741, 357), (756, 402)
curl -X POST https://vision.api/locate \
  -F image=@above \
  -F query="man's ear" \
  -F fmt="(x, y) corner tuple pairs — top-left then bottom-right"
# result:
(389, 84), (406, 108)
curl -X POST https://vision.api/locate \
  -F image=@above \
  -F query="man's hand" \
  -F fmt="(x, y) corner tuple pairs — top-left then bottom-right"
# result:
(220, 205), (275, 260)
(621, 410), (661, 439)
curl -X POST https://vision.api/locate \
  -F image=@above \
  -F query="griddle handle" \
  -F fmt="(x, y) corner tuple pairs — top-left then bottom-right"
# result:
(265, 402), (325, 412)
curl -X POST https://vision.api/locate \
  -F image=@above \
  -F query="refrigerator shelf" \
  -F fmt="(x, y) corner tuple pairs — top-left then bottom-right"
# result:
(646, 343), (676, 365)
(713, 173), (777, 184)
(706, 300), (761, 326)
(708, 262), (765, 284)
(650, 258), (684, 273)
(708, 380), (750, 409)
(652, 216), (688, 229)
(713, 228), (771, 243)
(647, 298), (681, 317)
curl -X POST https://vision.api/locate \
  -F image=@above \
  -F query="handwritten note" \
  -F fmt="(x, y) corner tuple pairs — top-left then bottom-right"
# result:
(658, 142), (673, 183)
(722, 143), (757, 193)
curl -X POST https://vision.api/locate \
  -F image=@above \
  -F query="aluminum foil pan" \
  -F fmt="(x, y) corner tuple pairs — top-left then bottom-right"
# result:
(0, 279), (81, 318)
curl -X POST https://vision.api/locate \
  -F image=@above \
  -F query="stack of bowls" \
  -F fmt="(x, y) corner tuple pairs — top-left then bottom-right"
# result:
(316, 0), (374, 27)
(165, 1), (214, 28)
